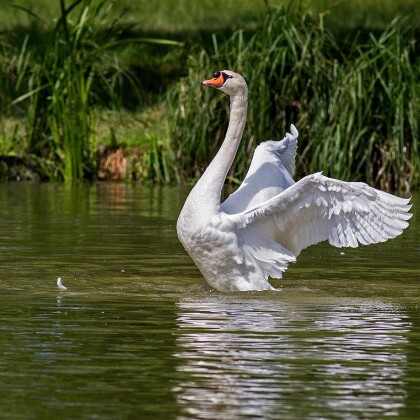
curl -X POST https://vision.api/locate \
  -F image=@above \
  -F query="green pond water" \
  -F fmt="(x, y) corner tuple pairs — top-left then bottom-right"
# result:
(0, 182), (419, 419)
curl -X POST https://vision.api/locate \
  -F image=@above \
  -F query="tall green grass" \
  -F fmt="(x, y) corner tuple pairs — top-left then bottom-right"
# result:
(1, 2), (418, 188)
(168, 7), (419, 191)
(9, 0), (117, 179)
(6, 0), (179, 181)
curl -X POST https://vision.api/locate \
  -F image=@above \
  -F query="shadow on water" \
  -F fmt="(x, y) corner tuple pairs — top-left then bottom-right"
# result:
(0, 183), (419, 418)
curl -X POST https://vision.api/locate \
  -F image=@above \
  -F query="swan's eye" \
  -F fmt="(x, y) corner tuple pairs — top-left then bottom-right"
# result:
(213, 70), (221, 78)
(221, 72), (233, 83)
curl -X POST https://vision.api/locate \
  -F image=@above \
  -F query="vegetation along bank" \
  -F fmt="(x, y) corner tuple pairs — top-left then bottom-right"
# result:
(0, 0), (418, 192)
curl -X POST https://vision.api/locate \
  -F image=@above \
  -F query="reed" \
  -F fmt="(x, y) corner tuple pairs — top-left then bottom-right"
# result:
(168, 7), (419, 191)
(8, 0), (179, 181)
(10, 0), (112, 180)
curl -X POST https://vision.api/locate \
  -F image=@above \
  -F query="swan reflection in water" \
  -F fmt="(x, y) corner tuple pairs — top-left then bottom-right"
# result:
(173, 296), (410, 419)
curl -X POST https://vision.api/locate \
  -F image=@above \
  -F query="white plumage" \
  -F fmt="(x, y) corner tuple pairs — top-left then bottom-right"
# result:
(176, 70), (412, 292)
(57, 277), (67, 291)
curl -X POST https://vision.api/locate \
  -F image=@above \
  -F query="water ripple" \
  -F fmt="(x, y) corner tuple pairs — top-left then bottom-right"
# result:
(174, 298), (411, 419)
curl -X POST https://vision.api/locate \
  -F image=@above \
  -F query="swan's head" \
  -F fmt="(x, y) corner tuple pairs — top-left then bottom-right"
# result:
(202, 70), (247, 96)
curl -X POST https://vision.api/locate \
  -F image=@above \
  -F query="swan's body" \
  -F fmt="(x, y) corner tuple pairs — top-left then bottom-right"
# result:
(177, 70), (412, 292)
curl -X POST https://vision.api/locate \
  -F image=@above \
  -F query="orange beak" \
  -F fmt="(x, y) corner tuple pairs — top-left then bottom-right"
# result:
(202, 72), (224, 88)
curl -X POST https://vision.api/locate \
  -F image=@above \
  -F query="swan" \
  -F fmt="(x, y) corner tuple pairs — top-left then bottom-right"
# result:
(176, 70), (412, 292)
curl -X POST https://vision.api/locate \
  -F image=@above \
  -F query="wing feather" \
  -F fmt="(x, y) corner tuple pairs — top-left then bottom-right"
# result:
(225, 172), (412, 256)
(221, 125), (298, 214)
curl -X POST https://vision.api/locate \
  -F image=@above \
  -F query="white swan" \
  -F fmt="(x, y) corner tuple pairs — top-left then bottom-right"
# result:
(176, 70), (412, 292)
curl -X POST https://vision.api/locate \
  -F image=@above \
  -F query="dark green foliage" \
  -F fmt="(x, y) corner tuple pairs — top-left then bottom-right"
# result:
(0, 3), (418, 189)
(169, 7), (419, 191)
(6, 0), (178, 181)
(10, 0), (122, 180)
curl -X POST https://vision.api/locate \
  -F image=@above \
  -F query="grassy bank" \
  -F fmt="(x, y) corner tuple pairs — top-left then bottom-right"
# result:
(169, 9), (419, 191)
(0, 0), (419, 190)
(1, 0), (419, 33)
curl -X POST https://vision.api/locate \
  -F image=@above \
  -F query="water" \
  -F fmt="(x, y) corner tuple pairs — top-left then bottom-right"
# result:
(0, 182), (419, 419)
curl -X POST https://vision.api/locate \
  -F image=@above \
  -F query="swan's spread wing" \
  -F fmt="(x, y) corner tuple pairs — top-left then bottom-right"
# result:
(226, 172), (412, 257)
(221, 125), (298, 214)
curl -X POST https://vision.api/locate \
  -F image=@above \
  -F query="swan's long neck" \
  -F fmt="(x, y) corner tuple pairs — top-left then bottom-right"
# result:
(191, 92), (248, 213)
